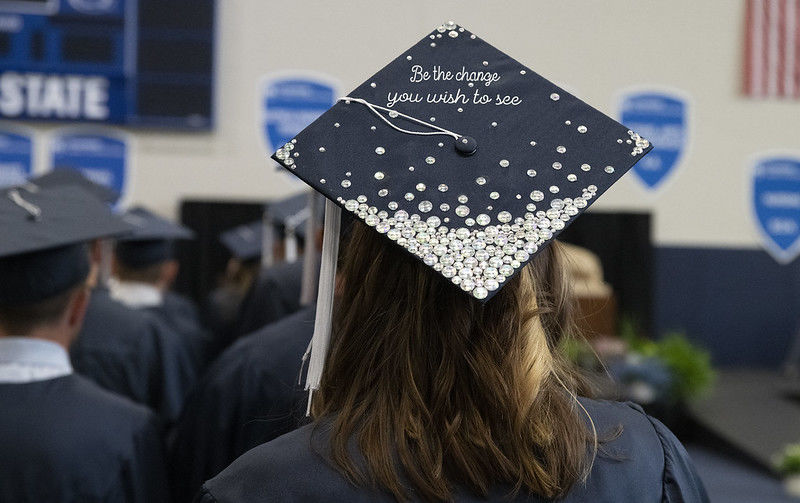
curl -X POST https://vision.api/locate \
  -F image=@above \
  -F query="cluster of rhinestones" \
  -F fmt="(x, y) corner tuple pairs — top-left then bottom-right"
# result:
(627, 130), (650, 156)
(274, 140), (298, 168)
(338, 187), (597, 300)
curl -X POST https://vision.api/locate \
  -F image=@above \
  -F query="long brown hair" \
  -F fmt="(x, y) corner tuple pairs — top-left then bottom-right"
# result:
(313, 221), (595, 501)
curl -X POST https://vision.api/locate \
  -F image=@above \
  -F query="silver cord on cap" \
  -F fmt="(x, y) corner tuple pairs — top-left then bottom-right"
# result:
(7, 189), (42, 221)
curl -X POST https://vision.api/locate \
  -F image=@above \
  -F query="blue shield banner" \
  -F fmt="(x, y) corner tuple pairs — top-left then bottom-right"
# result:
(619, 90), (688, 190)
(50, 131), (128, 206)
(261, 74), (337, 153)
(752, 156), (800, 264)
(0, 129), (33, 189)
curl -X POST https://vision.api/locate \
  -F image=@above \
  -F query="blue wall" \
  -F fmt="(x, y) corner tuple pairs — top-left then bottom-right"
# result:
(654, 247), (800, 367)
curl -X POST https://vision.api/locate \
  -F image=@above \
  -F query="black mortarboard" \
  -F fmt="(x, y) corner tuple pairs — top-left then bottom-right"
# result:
(114, 207), (195, 268)
(0, 185), (132, 305)
(270, 22), (653, 402)
(268, 193), (312, 241)
(30, 169), (119, 204)
(220, 220), (263, 262)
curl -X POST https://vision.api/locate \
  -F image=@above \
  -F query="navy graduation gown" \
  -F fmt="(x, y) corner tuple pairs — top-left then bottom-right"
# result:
(170, 306), (315, 501)
(0, 373), (169, 502)
(232, 259), (305, 340)
(147, 291), (214, 373)
(71, 288), (198, 425)
(196, 400), (708, 503)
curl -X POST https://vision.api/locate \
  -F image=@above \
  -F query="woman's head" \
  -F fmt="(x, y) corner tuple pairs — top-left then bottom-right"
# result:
(314, 221), (593, 502)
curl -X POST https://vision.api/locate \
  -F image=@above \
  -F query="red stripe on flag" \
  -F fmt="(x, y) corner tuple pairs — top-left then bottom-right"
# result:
(763, 0), (771, 96)
(778, 0), (787, 95)
(744, 0), (754, 95)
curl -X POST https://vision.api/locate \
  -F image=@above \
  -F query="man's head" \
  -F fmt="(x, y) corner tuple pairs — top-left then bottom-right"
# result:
(112, 240), (179, 291)
(0, 243), (95, 347)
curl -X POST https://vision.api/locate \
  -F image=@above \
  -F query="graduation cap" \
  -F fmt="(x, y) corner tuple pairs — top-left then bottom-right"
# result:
(0, 185), (132, 306)
(220, 220), (264, 263)
(29, 169), (119, 204)
(114, 207), (195, 268)
(270, 22), (653, 405)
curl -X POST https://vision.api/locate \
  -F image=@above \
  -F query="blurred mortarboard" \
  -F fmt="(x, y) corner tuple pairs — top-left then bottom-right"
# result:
(219, 220), (263, 262)
(30, 169), (119, 204)
(114, 207), (194, 268)
(268, 22), (654, 404)
(0, 185), (132, 305)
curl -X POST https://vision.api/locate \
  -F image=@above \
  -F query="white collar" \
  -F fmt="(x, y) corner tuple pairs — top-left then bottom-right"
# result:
(0, 337), (73, 383)
(108, 278), (164, 308)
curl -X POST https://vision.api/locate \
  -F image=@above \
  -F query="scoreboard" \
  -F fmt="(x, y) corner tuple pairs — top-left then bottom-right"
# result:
(0, 0), (214, 129)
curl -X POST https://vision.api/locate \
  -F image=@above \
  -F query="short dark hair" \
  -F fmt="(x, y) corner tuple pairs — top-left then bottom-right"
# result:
(115, 261), (166, 284)
(0, 286), (80, 335)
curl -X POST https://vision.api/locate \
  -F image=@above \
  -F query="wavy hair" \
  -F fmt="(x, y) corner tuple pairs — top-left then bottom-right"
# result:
(312, 221), (595, 501)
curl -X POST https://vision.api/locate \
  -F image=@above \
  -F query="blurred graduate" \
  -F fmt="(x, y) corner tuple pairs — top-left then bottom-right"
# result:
(0, 185), (169, 502)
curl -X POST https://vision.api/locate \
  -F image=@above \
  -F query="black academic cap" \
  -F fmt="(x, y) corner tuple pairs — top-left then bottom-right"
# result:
(114, 207), (194, 268)
(0, 185), (132, 305)
(271, 22), (653, 302)
(30, 169), (119, 204)
(268, 193), (312, 240)
(219, 221), (263, 262)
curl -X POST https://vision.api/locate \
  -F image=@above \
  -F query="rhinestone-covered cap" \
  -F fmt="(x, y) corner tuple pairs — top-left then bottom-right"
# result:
(271, 22), (653, 302)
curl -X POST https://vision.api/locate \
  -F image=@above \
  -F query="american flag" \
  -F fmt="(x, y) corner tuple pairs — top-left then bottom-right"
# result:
(744, 0), (800, 98)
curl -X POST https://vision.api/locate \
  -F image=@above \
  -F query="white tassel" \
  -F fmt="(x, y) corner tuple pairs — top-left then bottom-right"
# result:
(299, 191), (319, 306)
(260, 209), (275, 268)
(304, 199), (341, 415)
(284, 229), (298, 263)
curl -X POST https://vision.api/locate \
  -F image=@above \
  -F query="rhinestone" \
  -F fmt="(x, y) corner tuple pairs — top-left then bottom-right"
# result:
(605, 166), (615, 173)
(470, 34), (476, 39)
(485, 279), (500, 291)
(388, 201), (398, 210)
(445, 20), (456, 29)
(520, 69), (527, 75)
(440, 203), (450, 211)
(552, 220), (565, 230)
(378, 189), (388, 197)
(409, 166), (415, 171)
(431, 42), (436, 47)
(376, 222), (390, 233)
(565, 120), (572, 125)
(370, 82), (376, 88)
(365, 214), (379, 226)
(567, 174), (577, 182)
(357, 195), (367, 203)
(527, 203), (536, 211)
(426, 216), (441, 227)
(346, 171), (352, 177)
(491, 122), (497, 127)
(284, 142), (294, 150)
(388, 229), (401, 240)
(552, 162), (563, 170)
(556, 146), (566, 154)
(476, 177), (487, 185)
(550, 93), (560, 101)
(318, 147), (326, 152)
(489, 192), (500, 200)
(527, 169), (537, 177)
(549, 185), (559, 194)
(499, 159), (509, 168)
(448, 30), (458, 38)
(436, 24), (447, 33)
(389, 111), (399, 118)
(457, 107), (463, 112)
(578, 125), (587, 133)
(293, 153), (299, 157)
(426, 156), (435, 164)
(374, 171), (384, 180)
(473, 287), (488, 299)
(581, 164), (591, 171)
(414, 183), (425, 192)
(418, 200), (433, 213)
(371, 126), (376, 131)
(460, 278), (475, 291)
(405, 192), (415, 201)
(406, 55), (412, 60)
(497, 211), (512, 223)
(455, 205), (470, 217)
(482, 61), (489, 66)
(395, 210), (409, 221)
(458, 195), (468, 203)
(588, 185), (598, 193)
(499, 264), (514, 277)
(320, 178), (326, 184)
(530, 191), (544, 202)
(484, 267), (498, 279)
(344, 199), (358, 211)
(551, 199), (564, 210)
(341, 180), (351, 188)
(530, 141), (537, 146)
(284, 159), (294, 166)
(574, 197), (587, 209)
(375, 147), (385, 155)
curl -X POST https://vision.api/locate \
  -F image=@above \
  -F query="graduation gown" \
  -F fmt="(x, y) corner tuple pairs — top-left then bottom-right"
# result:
(169, 306), (315, 502)
(70, 288), (198, 425)
(147, 291), (214, 373)
(0, 373), (169, 502)
(196, 400), (708, 503)
(232, 259), (305, 341)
